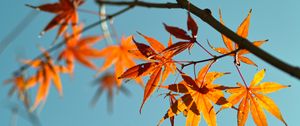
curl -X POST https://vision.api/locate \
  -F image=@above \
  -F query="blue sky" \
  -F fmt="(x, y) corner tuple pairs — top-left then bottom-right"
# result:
(1, 0), (300, 126)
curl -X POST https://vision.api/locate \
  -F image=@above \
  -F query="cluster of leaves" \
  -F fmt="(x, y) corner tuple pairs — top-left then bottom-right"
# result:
(5, 0), (290, 126)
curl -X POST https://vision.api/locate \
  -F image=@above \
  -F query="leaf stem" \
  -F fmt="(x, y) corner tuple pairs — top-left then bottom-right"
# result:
(234, 64), (248, 88)
(195, 41), (214, 57)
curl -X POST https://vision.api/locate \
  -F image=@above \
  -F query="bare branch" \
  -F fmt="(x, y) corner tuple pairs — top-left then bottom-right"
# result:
(96, 0), (180, 9)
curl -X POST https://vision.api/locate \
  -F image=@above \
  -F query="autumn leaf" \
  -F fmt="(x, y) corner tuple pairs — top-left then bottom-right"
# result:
(161, 12), (199, 57)
(3, 75), (32, 108)
(187, 12), (198, 38)
(166, 92), (178, 126)
(132, 37), (158, 60)
(23, 50), (69, 111)
(26, 0), (84, 39)
(157, 92), (179, 126)
(90, 73), (130, 112)
(58, 24), (103, 73)
(158, 62), (229, 126)
(209, 9), (267, 66)
(4, 75), (26, 97)
(119, 33), (177, 113)
(224, 69), (289, 126)
(96, 35), (144, 87)
(163, 23), (191, 40)
(118, 62), (159, 79)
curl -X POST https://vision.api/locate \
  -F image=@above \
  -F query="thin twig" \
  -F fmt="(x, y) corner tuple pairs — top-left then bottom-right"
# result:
(181, 49), (239, 68)
(195, 41), (214, 57)
(234, 64), (248, 88)
(96, 0), (180, 9)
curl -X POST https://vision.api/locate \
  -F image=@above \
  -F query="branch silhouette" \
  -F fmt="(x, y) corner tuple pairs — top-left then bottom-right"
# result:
(95, 0), (180, 9)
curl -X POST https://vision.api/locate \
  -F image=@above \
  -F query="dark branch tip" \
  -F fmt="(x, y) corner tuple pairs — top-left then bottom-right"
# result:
(25, 4), (39, 10)
(224, 72), (231, 75)
(249, 9), (253, 13)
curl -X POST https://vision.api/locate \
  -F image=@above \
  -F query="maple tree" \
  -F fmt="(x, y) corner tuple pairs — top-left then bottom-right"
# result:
(1, 0), (300, 126)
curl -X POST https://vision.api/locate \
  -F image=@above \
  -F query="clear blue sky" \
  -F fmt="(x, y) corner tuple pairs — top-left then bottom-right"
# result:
(1, 0), (300, 126)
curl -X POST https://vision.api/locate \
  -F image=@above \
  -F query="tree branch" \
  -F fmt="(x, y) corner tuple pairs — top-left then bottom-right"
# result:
(176, 0), (300, 79)
(13, 6), (134, 76)
(180, 49), (240, 68)
(96, 0), (180, 9)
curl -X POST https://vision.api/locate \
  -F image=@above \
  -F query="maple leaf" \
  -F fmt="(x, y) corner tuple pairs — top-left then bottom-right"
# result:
(23, 50), (69, 111)
(160, 92), (179, 126)
(27, 0), (84, 38)
(224, 69), (289, 126)
(4, 75), (26, 97)
(161, 12), (198, 56)
(209, 9), (267, 66)
(58, 24), (103, 73)
(90, 73), (130, 112)
(3, 75), (31, 108)
(158, 62), (229, 126)
(119, 33), (177, 113)
(97, 36), (144, 87)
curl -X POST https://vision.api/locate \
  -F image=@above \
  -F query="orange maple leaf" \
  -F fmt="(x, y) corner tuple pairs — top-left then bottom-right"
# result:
(58, 24), (103, 73)
(97, 36), (144, 87)
(161, 92), (178, 126)
(4, 75), (26, 97)
(224, 69), (289, 126)
(24, 50), (69, 111)
(158, 62), (228, 126)
(161, 12), (198, 56)
(209, 9), (267, 66)
(90, 73), (130, 112)
(4, 75), (32, 107)
(4, 75), (34, 109)
(27, 0), (84, 38)
(119, 33), (177, 113)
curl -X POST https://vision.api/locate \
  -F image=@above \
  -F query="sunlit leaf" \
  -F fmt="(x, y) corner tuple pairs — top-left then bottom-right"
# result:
(225, 69), (288, 126)
(27, 0), (84, 38)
